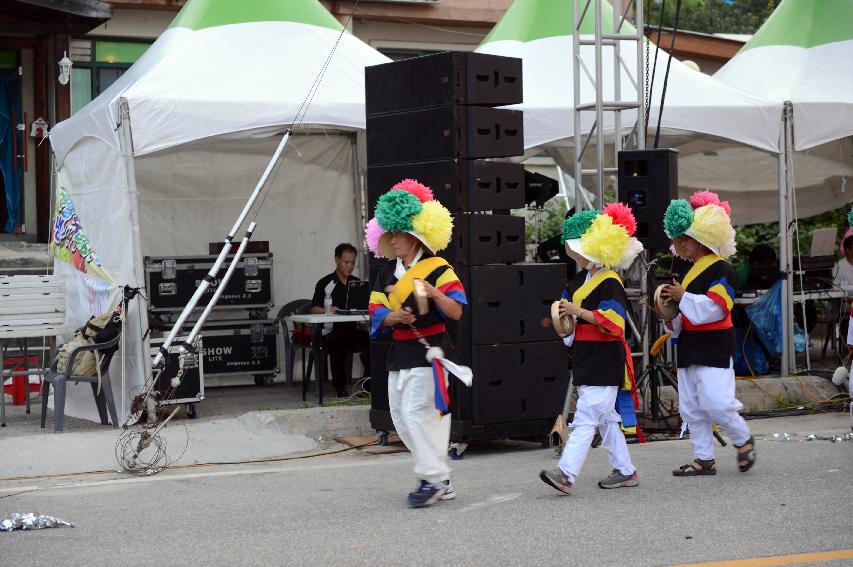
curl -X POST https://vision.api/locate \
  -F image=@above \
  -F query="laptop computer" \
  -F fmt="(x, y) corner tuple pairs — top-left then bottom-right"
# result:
(339, 280), (370, 314)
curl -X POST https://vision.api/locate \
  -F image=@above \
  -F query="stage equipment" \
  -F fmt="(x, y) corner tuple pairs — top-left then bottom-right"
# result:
(617, 148), (678, 251)
(524, 171), (559, 208)
(149, 336), (203, 419)
(365, 51), (522, 116)
(441, 213), (525, 265)
(366, 106), (523, 166)
(366, 159), (525, 214)
(145, 253), (273, 311)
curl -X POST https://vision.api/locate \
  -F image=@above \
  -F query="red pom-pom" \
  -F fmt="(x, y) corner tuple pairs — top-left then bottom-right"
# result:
(391, 178), (434, 203)
(689, 190), (731, 216)
(602, 202), (637, 236)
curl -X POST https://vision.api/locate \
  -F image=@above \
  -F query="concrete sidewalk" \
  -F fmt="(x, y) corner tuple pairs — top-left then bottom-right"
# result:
(0, 375), (848, 481)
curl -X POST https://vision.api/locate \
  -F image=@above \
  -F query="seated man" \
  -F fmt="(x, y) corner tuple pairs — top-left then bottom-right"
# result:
(310, 243), (370, 397)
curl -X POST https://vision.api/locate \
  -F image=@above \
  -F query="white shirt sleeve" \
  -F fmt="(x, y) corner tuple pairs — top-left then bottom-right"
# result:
(678, 291), (726, 325)
(847, 315), (853, 346)
(665, 314), (683, 338)
(562, 320), (577, 347)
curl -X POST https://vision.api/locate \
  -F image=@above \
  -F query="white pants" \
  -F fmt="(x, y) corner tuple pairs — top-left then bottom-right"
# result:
(677, 363), (752, 460)
(388, 367), (451, 483)
(558, 385), (635, 483)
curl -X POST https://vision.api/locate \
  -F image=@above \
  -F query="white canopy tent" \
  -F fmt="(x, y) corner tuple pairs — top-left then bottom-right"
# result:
(712, 0), (853, 371)
(48, 0), (389, 421)
(474, 0), (853, 373)
(474, 0), (785, 222)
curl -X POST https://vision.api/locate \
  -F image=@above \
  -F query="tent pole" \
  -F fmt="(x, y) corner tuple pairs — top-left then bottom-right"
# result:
(351, 133), (367, 279)
(118, 98), (152, 420)
(783, 101), (798, 373)
(777, 104), (795, 376)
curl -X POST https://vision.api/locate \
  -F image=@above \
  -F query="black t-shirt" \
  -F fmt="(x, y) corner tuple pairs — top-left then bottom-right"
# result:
(312, 272), (361, 331)
(311, 272), (360, 310)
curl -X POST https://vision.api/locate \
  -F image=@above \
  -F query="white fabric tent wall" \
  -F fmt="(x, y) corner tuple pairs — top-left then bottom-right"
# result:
(134, 134), (360, 310)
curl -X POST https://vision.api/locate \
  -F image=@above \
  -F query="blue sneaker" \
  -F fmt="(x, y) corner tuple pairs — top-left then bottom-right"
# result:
(407, 480), (447, 508)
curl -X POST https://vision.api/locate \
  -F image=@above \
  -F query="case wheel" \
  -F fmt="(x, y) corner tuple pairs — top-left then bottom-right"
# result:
(449, 442), (468, 460)
(377, 431), (389, 446)
(253, 375), (275, 387)
(185, 404), (198, 419)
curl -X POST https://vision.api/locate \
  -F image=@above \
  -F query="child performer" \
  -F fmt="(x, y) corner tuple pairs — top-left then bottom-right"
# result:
(540, 203), (644, 494)
(365, 180), (468, 508)
(659, 190), (756, 476)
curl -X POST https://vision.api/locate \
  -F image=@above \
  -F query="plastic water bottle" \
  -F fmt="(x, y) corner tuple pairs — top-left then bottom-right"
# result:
(324, 291), (333, 314)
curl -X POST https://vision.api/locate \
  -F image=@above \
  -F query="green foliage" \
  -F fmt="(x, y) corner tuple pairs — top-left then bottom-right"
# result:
(733, 206), (849, 268)
(646, 0), (782, 35)
(522, 199), (568, 246)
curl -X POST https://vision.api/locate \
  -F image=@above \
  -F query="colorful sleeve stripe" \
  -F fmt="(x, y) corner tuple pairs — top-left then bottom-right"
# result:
(593, 299), (625, 336)
(435, 268), (461, 289)
(438, 280), (467, 305)
(369, 305), (391, 338)
(561, 289), (571, 301)
(707, 277), (734, 312)
(369, 291), (392, 338)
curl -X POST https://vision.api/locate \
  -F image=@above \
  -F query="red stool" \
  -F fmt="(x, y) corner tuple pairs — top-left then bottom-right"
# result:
(3, 355), (42, 406)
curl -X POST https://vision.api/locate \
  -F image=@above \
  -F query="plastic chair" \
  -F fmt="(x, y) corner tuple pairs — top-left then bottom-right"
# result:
(276, 299), (313, 387)
(40, 334), (121, 433)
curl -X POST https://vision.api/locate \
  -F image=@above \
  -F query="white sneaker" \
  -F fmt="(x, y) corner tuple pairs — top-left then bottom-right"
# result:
(441, 480), (456, 500)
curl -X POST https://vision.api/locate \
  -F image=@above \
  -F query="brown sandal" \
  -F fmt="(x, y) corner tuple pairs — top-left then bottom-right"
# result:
(735, 436), (756, 472)
(673, 458), (717, 476)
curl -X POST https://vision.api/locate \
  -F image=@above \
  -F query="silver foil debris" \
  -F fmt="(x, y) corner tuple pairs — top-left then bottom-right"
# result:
(767, 432), (853, 443)
(0, 513), (74, 532)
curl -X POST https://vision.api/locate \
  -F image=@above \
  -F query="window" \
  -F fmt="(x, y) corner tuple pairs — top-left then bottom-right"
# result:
(69, 39), (151, 114)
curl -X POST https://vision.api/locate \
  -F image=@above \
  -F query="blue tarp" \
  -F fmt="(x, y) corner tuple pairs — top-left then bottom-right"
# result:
(0, 72), (22, 233)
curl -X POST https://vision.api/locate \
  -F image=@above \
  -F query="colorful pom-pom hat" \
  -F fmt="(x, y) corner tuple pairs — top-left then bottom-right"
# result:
(663, 190), (736, 259)
(364, 178), (453, 259)
(560, 202), (644, 270)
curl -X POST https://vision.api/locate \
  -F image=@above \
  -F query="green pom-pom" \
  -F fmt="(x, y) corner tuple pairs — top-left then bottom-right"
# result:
(664, 199), (694, 238)
(561, 209), (599, 243)
(375, 190), (423, 232)
(848, 207), (853, 227)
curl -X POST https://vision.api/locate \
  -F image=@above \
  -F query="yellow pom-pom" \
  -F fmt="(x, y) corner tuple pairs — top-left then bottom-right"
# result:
(580, 214), (629, 267)
(412, 200), (453, 252)
(689, 204), (737, 258)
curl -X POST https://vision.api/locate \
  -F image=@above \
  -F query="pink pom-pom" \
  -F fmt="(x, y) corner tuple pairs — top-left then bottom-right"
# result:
(690, 190), (731, 216)
(602, 202), (637, 236)
(365, 217), (385, 258)
(391, 178), (434, 203)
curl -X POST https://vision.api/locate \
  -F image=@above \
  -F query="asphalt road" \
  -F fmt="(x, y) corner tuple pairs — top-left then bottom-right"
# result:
(2, 413), (852, 567)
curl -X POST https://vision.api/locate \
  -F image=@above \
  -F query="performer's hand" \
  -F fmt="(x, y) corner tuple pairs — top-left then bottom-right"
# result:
(560, 301), (582, 317)
(395, 307), (417, 325)
(661, 278), (685, 303)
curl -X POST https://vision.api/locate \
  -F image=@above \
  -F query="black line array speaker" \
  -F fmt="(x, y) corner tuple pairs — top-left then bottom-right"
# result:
(366, 160), (525, 214)
(366, 106), (523, 166)
(617, 148), (678, 251)
(365, 51), (523, 116)
(440, 214), (525, 266)
(450, 264), (566, 346)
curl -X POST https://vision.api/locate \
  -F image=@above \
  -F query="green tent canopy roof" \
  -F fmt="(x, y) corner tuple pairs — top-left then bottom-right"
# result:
(169, 0), (344, 32)
(742, 0), (853, 51)
(482, 0), (634, 44)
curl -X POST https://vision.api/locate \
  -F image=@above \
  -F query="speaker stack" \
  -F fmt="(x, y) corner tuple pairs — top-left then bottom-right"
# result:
(365, 52), (570, 446)
(617, 148), (679, 252)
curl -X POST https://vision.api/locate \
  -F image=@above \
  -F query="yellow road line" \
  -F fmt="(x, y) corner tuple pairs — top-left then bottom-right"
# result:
(672, 548), (853, 567)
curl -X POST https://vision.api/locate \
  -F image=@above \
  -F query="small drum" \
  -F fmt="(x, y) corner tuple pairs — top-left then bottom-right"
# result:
(550, 301), (576, 338)
(654, 284), (680, 321)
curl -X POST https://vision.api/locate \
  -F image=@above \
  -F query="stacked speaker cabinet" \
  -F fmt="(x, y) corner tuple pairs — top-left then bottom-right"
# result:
(365, 52), (569, 448)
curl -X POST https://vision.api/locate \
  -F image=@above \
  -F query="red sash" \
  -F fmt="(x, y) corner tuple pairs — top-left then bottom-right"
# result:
(681, 311), (733, 332)
(392, 323), (446, 341)
(575, 324), (636, 394)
